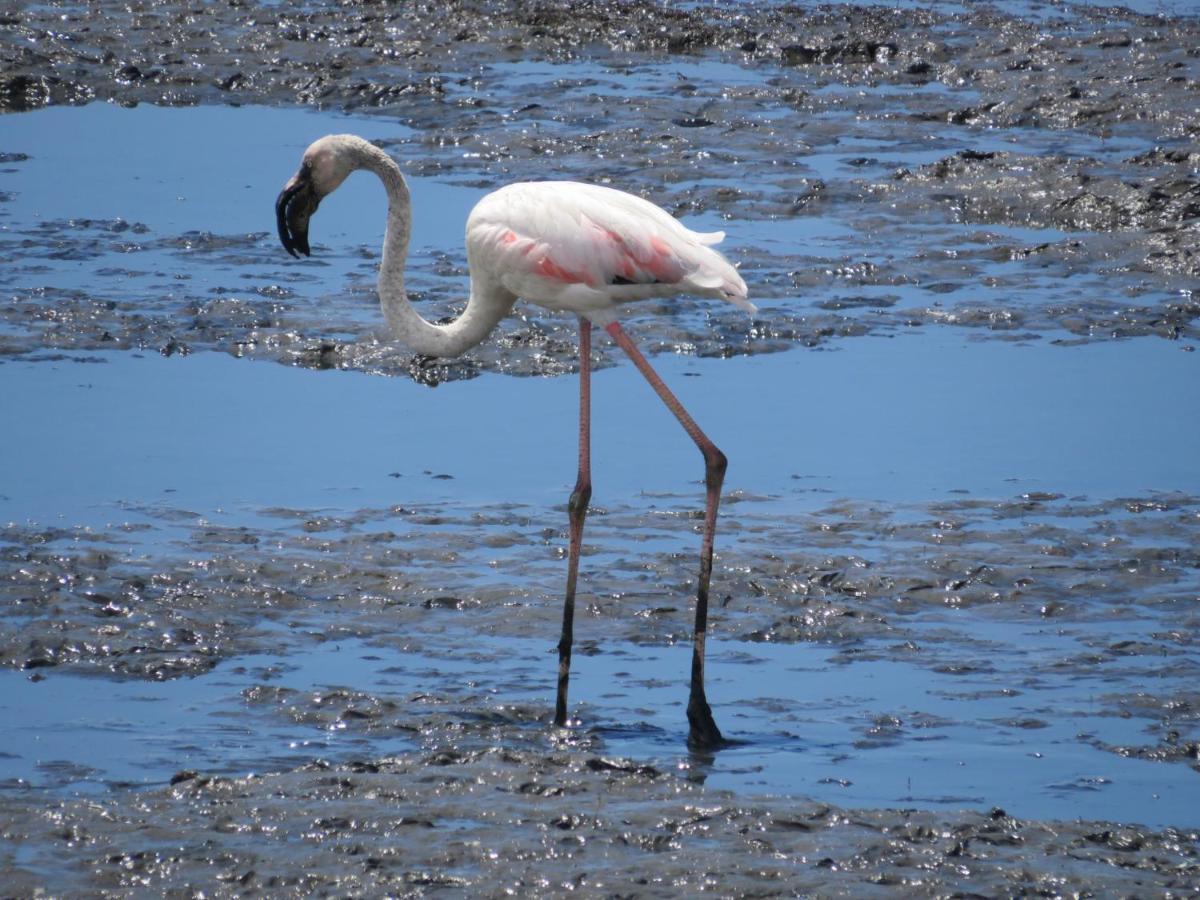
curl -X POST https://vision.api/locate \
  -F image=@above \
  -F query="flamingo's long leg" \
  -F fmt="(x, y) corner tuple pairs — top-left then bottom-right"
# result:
(555, 317), (592, 727)
(604, 320), (726, 748)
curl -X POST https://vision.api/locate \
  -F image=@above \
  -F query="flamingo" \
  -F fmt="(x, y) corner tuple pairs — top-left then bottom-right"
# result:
(276, 134), (752, 748)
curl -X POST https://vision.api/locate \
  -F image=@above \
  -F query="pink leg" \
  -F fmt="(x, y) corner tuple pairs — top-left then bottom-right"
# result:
(605, 321), (726, 748)
(555, 317), (592, 727)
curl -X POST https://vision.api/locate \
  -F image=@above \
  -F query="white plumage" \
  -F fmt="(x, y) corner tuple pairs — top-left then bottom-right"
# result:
(466, 181), (752, 324)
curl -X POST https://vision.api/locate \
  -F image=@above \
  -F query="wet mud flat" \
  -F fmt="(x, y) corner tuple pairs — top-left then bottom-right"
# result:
(3, 0), (1200, 894)
(2, 479), (1200, 895)
(2, 345), (1199, 895)
(3, 753), (1198, 897)
(1, 1), (1200, 379)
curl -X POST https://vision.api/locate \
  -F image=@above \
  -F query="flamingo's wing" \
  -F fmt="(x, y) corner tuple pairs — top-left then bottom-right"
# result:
(467, 182), (753, 314)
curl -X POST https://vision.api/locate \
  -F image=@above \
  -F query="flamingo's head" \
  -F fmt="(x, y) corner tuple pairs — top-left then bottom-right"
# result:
(276, 135), (359, 258)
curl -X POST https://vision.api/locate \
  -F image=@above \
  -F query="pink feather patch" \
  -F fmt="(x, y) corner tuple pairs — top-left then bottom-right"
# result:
(536, 255), (591, 285)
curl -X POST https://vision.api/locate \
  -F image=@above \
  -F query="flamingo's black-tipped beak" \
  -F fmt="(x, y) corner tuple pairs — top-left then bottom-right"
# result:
(276, 165), (319, 258)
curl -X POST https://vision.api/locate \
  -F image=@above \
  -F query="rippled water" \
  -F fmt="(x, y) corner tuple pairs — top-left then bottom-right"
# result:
(4, 107), (1200, 825)
(2, 51), (1199, 894)
(4, 620), (1197, 828)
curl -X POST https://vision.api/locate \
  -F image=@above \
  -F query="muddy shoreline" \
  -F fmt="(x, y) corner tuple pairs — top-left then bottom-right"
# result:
(2, 1), (1199, 381)
(3, 1), (1200, 895)
(4, 748), (1197, 897)
(3, 486), (1198, 894)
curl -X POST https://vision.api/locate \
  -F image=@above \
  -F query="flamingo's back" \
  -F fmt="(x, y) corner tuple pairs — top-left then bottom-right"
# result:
(466, 182), (751, 322)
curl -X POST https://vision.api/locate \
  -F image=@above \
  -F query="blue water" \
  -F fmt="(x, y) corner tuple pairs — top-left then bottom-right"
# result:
(1, 105), (413, 238)
(2, 101), (1198, 833)
(2, 625), (1194, 828)
(2, 334), (1196, 529)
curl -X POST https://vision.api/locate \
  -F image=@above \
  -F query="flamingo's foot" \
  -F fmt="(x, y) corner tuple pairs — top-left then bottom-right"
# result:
(686, 691), (727, 750)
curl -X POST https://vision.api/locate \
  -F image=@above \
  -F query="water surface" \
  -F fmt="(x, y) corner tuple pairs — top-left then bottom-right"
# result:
(2, 18), (1199, 892)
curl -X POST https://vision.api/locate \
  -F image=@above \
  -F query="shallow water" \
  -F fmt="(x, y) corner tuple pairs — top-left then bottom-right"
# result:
(2, 3), (1200, 893)
(3, 94), (1197, 378)
(3, 622), (1196, 829)
(3, 340), (1198, 831)
(3, 334), (1197, 527)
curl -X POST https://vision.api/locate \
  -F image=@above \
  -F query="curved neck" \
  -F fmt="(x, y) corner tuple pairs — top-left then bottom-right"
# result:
(351, 139), (512, 358)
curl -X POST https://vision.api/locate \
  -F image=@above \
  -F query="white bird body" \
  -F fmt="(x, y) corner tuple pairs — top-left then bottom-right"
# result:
(276, 134), (748, 747)
(465, 181), (752, 325)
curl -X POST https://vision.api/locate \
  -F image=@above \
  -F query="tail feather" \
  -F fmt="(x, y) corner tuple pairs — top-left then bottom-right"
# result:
(723, 289), (757, 314)
(681, 232), (753, 313)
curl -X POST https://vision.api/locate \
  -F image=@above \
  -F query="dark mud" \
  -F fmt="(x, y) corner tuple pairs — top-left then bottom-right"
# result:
(2, 1), (1199, 383)
(2, 494), (1200, 897)
(3, 747), (1198, 897)
(3, 490), (1199, 892)
(5, 491), (1199, 702)
(4, 1), (1200, 894)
